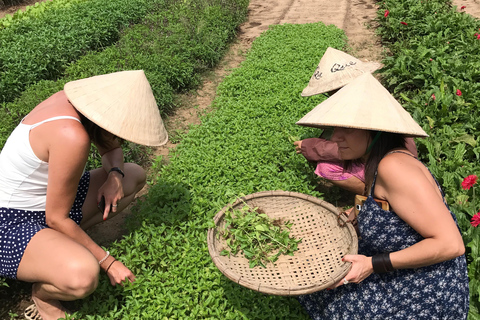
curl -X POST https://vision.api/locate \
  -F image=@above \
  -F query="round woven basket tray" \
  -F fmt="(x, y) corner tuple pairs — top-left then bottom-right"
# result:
(207, 190), (358, 296)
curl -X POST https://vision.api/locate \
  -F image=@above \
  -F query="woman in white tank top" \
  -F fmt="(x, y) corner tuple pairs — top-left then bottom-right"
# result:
(0, 71), (168, 320)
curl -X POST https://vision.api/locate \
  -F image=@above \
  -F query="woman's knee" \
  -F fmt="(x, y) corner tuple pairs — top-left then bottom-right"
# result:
(61, 258), (99, 299)
(124, 163), (146, 192)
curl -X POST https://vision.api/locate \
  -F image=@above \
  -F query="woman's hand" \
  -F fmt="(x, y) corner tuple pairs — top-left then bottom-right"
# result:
(329, 254), (373, 289)
(104, 258), (136, 286)
(293, 140), (302, 153)
(97, 172), (124, 220)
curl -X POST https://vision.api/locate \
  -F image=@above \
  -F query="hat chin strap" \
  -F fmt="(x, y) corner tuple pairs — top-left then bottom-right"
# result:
(365, 131), (382, 155)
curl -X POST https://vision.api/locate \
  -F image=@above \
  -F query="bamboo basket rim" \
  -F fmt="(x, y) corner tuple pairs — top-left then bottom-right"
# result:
(207, 190), (358, 296)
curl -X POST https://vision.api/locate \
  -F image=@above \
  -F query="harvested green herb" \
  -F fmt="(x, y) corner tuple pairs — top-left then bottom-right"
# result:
(218, 203), (302, 268)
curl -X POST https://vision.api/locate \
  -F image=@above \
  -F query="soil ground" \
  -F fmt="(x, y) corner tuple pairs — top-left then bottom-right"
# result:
(1, 0), (479, 318)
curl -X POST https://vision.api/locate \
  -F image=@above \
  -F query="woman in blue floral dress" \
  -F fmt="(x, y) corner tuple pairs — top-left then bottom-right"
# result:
(296, 73), (469, 319)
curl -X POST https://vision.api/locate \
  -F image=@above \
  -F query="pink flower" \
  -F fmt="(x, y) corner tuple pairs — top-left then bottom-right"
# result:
(462, 175), (478, 190)
(461, 5), (466, 10)
(429, 58), (433, 61)
(471, 212), (480, 227)
(400, 21), (408, 25)
(477, 34), (480, 39)
(384, 10), (390, 17)
(456, 89), (462, 96)
(431, 94), (436, 100)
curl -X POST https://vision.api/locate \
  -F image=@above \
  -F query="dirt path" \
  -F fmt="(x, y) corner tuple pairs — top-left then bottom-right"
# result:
(1, 0), (480, 317)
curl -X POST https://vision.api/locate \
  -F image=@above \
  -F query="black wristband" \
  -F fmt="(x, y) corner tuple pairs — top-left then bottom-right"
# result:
(105, 259), (117, 273)
(372, 253), (394, 273)
(109, 167), (124, 178)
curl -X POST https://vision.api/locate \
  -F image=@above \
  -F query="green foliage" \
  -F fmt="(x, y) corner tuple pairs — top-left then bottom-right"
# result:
(0, 0), (88, 29)
(0, 0), (248, 171)
(65, 0), (247, 115)
(69, 22), (346, 318)
(219, 202), (302, 268)
(376, 0), (480, 317)
(0, 0), (158, 103)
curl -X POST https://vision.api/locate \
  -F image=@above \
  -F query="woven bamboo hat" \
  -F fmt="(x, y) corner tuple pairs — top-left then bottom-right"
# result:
(64, 70), (168, 146)
(296, 73), (428, 137)
(301, 47), (382, 97)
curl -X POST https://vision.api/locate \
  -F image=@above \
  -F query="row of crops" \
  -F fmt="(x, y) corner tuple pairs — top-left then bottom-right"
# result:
(1, 0), (480, 318)
(0, 0), (248, 166)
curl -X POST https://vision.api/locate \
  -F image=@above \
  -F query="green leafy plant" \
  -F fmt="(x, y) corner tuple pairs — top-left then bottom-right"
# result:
(219, 202), (302, 268)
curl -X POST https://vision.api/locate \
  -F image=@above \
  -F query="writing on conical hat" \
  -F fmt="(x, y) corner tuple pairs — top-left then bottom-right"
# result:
(301, 47), (382, 97)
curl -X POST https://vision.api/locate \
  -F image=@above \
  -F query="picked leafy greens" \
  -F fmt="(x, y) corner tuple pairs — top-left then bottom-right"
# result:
(218, 202), (302, 268)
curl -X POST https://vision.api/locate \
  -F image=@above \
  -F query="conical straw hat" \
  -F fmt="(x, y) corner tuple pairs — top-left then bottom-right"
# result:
(301, 47), (382, 96)
(64, 70), (168, 146)
(296, 73), (428, 137)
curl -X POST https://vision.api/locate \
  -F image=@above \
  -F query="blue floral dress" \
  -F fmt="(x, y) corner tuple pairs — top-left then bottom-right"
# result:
(298, 152), (469, 319)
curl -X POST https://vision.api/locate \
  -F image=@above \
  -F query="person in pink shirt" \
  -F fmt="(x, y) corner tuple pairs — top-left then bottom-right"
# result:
(294, 135), (417, 194)
(295, 47), (417, 194)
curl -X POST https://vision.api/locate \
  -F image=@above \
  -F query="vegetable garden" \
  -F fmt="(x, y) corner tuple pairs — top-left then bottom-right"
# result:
(1, 0), (480, 319)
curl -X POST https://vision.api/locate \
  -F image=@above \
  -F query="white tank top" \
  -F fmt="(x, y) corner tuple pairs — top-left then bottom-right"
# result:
(0, 116), (82, 210)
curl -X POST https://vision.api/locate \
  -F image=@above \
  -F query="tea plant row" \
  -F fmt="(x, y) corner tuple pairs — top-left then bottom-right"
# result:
(0, 0), (159, 103)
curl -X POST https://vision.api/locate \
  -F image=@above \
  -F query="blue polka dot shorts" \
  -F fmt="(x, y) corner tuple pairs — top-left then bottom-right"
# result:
(0, 172), (90, 279)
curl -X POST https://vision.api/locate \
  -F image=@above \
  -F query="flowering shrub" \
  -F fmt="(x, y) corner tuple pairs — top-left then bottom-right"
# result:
(471, 213), (480, 227)
(376, 0), (480, 316)
(462, 175), (477, 190)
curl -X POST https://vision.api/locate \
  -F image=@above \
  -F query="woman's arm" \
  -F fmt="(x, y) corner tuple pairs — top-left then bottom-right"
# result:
(294, 138), (341, 162)
(45, 123), (109, 266)
(44, 123), (134, 285)
(334, 152), (464, 287)
(375, 153), (465, 268)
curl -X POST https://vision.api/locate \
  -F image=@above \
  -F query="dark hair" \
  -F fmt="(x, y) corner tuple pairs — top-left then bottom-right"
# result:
(363, 131), (407, 195)
(79, 114), (120, 149)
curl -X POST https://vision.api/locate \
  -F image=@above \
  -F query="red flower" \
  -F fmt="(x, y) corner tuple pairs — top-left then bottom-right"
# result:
(461, 5), (466, 10)
(456, 89), (462, 96)
(431, 94), (436, 100)
(400, 21), (408, 25)
(471, 212), (480, 227)
(384, 10), (390, 17)
(477, 34), (480, 39)
(462, 175), (478, 190)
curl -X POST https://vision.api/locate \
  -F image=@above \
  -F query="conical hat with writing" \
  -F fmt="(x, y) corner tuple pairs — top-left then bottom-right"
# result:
(296, 73), (428, 137)
(301, 47), (382, 96)
(64, 70), (168, 146)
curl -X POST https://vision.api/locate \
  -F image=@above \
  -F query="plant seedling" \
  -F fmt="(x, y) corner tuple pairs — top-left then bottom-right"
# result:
(218, 202), (302, 268)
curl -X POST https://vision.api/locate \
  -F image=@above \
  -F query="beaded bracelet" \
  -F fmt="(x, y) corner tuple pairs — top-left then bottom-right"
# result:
(372, 253), (394, 273)
(105, 259), (117, 274)
(99, 251), (110, 265)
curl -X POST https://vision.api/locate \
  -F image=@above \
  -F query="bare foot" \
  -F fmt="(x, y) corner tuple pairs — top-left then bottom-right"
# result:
(32, 284), (69, 320)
